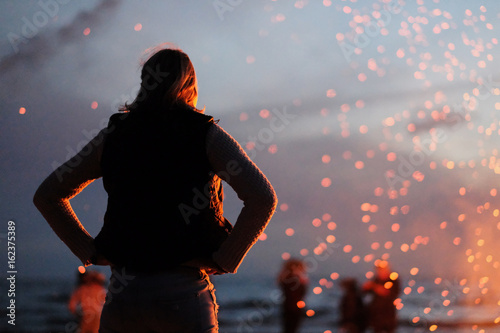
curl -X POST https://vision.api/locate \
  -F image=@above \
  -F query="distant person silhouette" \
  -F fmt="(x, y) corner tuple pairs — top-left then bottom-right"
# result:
(362, 261), (400, 333)
(68, 270), (106, 333)
(339, 277), (366, 333)
(278, 258), (309, 333)
(33, 45), (277, 332)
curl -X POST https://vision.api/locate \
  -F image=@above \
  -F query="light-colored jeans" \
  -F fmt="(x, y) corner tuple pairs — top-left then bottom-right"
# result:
(99, 266), (218, 333)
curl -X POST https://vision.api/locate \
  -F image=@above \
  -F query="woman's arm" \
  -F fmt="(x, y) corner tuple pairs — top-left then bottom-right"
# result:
(206, 123), (278, 273)
(33, 130), (106, 266)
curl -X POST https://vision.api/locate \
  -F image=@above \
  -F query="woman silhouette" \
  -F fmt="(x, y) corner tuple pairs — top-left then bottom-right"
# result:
(34, 45), (277, 332)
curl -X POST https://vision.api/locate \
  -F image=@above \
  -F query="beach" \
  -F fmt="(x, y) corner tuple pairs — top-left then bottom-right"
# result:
(2, 274), (499, 333)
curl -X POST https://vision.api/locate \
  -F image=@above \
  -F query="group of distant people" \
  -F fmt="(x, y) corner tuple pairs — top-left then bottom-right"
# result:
(278, 259), (400, 333)
(70, 259), (399, 333)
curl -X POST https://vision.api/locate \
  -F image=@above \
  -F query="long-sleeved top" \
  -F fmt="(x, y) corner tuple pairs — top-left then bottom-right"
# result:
(33, 120), (277, 274)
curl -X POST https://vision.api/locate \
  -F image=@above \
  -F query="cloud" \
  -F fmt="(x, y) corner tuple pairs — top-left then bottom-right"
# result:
(0, 0), (122, 74)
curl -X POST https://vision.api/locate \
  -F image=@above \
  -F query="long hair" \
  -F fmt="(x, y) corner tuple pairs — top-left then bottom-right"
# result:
(121, 44), (204, 113)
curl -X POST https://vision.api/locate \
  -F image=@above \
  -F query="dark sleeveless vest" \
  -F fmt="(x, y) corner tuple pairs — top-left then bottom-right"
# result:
(94, 108), (231, 272)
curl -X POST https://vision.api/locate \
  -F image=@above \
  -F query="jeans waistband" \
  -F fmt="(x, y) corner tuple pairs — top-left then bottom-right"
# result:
(110, 264), (206, 279)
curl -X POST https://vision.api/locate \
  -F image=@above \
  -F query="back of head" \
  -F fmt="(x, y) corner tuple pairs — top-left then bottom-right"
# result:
(123, 45), (202, 113)
(283, 258), (306, 274)
(82, 271), (106, 286)
(375, 260), (392, 280)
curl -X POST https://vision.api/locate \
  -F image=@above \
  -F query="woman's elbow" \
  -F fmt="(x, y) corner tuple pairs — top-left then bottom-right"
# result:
(270, 189), (278, 211)
(261, 188), (278, 214)
(33, 182), (56, 211)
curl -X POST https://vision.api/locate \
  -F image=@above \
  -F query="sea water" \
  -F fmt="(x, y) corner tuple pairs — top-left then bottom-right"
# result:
(1, 275), (499, 333)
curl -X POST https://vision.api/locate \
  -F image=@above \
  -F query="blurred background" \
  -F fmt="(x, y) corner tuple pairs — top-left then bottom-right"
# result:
(1, 0), (500, 332)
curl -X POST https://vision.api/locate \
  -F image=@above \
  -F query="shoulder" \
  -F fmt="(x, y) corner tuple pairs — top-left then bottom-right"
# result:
(179, 108), (215, 125)
(206, 122), (240, 150)
(104, 112), (133, 133)
(108, 112), (130, 124)
(108, 109), (214, 125)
